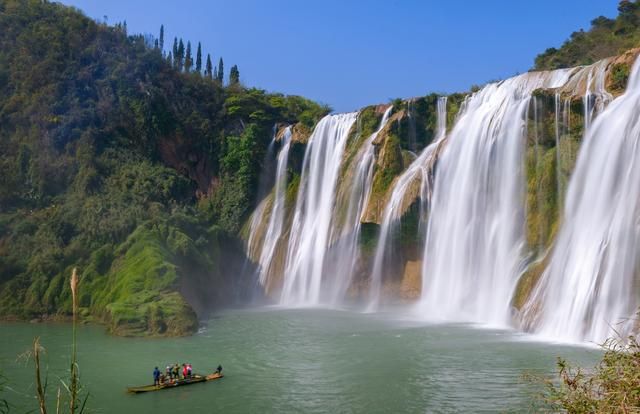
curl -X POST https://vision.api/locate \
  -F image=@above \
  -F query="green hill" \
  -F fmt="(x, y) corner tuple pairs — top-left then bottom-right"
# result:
(0, 0), (328, 335)
(534, 0), (640, 70)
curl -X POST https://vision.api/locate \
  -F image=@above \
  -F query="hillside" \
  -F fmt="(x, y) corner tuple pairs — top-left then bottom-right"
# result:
(535, 0), (640, 69)
(0, 0), (328, 335)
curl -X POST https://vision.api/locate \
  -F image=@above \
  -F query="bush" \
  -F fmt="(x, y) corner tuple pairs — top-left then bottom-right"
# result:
(534, 335), (640, 413)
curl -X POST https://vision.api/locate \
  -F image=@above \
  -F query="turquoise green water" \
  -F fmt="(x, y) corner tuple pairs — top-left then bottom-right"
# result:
(0, 308), (599, 413)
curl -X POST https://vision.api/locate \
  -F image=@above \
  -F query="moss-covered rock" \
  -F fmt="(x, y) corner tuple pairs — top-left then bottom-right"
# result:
(89, 223), (201, 336)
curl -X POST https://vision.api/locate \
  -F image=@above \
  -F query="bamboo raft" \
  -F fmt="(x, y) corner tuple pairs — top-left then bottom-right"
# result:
(127, 373), (224, 394)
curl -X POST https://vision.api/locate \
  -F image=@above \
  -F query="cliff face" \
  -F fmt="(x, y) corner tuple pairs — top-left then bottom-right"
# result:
(244, 48), (640, 311)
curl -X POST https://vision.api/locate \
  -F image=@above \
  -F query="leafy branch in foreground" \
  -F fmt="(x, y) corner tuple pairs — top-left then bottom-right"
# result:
(530, 334), (640, 413)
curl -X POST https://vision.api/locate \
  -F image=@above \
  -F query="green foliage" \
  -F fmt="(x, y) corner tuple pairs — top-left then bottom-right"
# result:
(195, 42), (202, 73)
(229, 64), (240, 85)
(90, 221), (200, 336)
(371, 132), (404, 197)
(217, 57), (224, 83)
(534, 1), (640, 70)
(534, 335), (640, 413)
(610, 62), (631, 92)
(205, 54), (213, 79)
(0, 0), (327, 333)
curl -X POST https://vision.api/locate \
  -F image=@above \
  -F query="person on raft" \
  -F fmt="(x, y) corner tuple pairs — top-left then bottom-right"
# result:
(215, 365), (223, 375)
(153, 367), (161, 386)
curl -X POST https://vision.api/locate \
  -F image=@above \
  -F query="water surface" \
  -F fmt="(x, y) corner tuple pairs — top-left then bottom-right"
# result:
(0, 308), (598, 413)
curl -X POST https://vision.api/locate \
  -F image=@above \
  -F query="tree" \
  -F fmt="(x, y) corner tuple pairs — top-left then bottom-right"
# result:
(229, 64), (240, 85)
(196, 42), (202, 73)
(185, 41), (192, 72)
(177, 39), (185, 71)
(213, 66), (218, 81)
(205, 54), (213, 79)
(172, 37), (178, 68)
(167, 51), (173, 67)
(159, 24), (164, 53)
(217, 57), (224, 83)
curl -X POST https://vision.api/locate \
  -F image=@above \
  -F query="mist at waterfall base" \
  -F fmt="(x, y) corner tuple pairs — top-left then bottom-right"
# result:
(245, 55), (640, 345)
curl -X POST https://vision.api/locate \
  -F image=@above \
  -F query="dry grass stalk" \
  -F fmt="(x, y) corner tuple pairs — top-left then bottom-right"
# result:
(69, 267), (79, 414)
(33, 337), (47, 414)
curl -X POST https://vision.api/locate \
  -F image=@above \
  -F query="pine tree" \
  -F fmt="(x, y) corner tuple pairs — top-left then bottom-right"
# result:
(196, 42), (202, 73)
(217, 57), (224, 83)
(172, 37), (178, 68)
(123, 20), (127, 35)
(213, 66), (218, 81)
(167, 51), (173, 67)
(205, 54), (213, 79)
(185, 41), (192, 72)
(177, 39), (185, 71)
(159, 25), (164, 53)
(229, 65), (240, 84)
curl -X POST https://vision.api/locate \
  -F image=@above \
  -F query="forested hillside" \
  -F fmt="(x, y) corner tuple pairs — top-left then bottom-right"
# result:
(535, 0), (640, 69)
(0, 0), (328, 335)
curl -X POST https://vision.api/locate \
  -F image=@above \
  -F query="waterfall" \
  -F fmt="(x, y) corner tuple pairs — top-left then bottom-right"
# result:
(280, 113), (358, 305)
(583, 59), (613, 131)
(522, 57), (640, 343)
(326, 106), (394, 304)
(368, 97), (448, 310)
(418, 70), (572, 325)
(255, 127), (293, 285)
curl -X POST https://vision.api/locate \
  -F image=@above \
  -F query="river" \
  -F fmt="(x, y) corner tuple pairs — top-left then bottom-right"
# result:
(0, 307), (598, 413)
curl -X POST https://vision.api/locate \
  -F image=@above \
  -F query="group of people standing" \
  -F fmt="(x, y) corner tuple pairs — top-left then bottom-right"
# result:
(153, 363), (193, 386)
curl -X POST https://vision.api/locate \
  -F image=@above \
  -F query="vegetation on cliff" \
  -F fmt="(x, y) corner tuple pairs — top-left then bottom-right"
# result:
(535, 0), (640, 70)
(0, 0), (328, 335)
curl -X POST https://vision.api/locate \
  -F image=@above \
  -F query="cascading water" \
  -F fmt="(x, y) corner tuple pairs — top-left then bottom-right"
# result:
(326, 106), (394, 304)
(418, 70), (572, 325)
(368, 97), (448, 310)
(583, 59), (613, 131)
(255, 127), (293, 285)
(280, 113), (358, 305)
(522, 56), (640, 343)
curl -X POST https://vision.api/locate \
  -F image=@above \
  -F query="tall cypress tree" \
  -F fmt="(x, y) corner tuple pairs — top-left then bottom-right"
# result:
(185, 41), (193, 72)
(167, 51), (173, 67)
(213, 66), (218, 81)
(159, 25), (164, 53)
(177, 39), (185, 71)
(205, 54), (213, 79)
(196, 42), (202, 73)
(217, 57), (224, 83)
(229, 65), (240, 84)
(172, 37), (178, 68)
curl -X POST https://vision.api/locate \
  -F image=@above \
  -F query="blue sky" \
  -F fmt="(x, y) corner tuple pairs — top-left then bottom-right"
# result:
(61, 0), (620, 112)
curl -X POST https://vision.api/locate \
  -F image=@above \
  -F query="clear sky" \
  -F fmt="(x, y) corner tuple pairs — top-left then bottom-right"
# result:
(60, 0), (620, 112)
